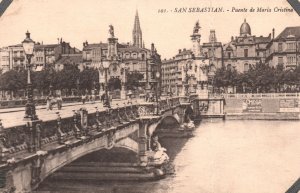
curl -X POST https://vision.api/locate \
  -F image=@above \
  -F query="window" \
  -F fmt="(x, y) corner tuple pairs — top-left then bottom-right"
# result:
(244, 49), (248, 57)
(132, 53), (137, 59)
(278, 57), (283, 65)
(227, 64), (232, 70)
(228, 52), (231, 58)
(244, 63), (249, 72)
(141, 62), (146, 71)
(287, 56), (296, 64)
(278, 43), (283, 52)
(287, 43), (296, 51)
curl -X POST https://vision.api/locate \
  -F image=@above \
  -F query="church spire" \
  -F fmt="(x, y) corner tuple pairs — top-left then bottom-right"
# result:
(133, 10), (143, 48)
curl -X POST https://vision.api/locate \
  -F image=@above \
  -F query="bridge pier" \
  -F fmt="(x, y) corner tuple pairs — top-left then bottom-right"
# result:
(138, 119), (149, 166)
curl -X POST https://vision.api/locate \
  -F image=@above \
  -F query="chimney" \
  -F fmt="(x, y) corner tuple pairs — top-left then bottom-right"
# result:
(183, 48), (186, 51)
(231, 36), (234, 41)
(179, 49), (182, 53)
(272, 28), (275, 39)
(83, 42), (86, 47)
(151, 43), (155, 52)
(209, 29), (217, 43)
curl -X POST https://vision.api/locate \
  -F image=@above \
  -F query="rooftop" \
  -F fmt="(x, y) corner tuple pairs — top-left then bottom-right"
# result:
(275, 26), (300, 40)
(56, 54), (83, 64)
(254, 35), (271, 43)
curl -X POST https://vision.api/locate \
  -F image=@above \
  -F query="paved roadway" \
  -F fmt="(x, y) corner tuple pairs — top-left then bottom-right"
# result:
(0, 99), (142, 128)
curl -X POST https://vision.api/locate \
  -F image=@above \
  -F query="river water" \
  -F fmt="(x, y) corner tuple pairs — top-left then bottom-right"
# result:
(37, 120), (300, 193)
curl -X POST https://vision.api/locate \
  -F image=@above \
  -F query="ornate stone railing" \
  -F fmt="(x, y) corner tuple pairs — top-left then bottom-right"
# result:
(0, 104), (141, 163)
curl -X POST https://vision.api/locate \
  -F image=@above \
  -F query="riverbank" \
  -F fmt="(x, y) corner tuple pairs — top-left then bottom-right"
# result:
(226, 112), (300, 120)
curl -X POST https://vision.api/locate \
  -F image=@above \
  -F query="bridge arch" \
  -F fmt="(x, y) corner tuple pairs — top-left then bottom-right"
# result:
(148, 115), (181, 137)
(39, 135), (139, 189)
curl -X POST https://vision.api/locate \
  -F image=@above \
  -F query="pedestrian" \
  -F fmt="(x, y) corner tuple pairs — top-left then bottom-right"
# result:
(145, 93), (149, 102)
(46, 95), (51, 111)
(82, 94), (86, 104)
(57, 95), (62, 110)
(91, 93), (96, 104)
(101, 93), (105, 103)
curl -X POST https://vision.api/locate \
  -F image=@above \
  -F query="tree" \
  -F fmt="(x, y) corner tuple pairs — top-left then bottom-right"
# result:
(0, 70), (26, 98)
(126, 71), (144, 90)
(79, 68), (99, 92)
(54, 64), (80, 95)
(213, 66), (239, 93)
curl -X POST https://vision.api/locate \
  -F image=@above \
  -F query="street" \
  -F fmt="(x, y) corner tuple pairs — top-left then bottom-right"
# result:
(0, 99), (141, 128)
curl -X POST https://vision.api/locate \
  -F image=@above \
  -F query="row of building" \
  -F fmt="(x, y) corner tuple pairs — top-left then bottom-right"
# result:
(0, 11), (161, 95)
(0, 39), (80, 72)
(161, 20), (300, 94)
(0, 12), (299, 96)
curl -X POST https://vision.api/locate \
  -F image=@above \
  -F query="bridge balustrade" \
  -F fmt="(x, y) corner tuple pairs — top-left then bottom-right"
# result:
(179, 96), (190, 104)
(221, 92), (300, 99)
(0, 103), (144, 164)
(137, 102), (156, 116)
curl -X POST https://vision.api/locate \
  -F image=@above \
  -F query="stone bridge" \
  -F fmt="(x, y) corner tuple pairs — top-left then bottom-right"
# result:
(0, 95), (200, 193)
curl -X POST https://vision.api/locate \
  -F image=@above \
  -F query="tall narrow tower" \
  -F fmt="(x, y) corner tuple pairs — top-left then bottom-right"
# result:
(190, 20), (202, 57)
(133, 10), (143, 48)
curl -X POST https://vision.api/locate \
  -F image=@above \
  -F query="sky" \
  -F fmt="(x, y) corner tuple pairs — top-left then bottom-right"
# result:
(0, 0), (299, 59)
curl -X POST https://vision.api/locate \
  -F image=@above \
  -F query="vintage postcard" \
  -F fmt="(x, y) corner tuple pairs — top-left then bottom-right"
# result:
(0, 0), (299, 193)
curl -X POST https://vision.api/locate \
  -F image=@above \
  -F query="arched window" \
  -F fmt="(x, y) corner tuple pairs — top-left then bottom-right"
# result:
(244, 63), (249, 72)
(132, 52), (137, 59)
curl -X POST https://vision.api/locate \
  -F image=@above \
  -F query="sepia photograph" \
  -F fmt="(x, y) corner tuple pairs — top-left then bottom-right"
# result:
(0, 0), (299, 192)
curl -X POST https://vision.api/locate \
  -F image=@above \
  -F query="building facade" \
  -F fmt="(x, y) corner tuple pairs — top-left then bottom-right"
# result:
(222, 19), (271, 72)
(162, 19), (281, 95)
(162, 21), (209, 96)
(266, 26), (300, 69)
(0, 38), (78, 71)
(82, 11), (161, 91)
(0, 47), (10, 73)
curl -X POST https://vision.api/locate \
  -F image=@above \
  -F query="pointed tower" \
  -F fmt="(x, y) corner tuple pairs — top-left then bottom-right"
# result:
(133, 10), (143, 48)
(190, 20), (202, 57)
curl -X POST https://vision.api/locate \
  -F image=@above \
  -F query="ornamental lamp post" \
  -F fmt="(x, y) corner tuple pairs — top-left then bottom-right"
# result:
(76, 78), (80, 96)
(22, 31), (38, 121)
(102, 60), (111, 108)
(155, 71), (160, 115)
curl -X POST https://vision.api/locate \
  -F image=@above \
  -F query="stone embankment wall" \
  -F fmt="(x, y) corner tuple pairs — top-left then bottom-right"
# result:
(224, 97), (300, 120)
